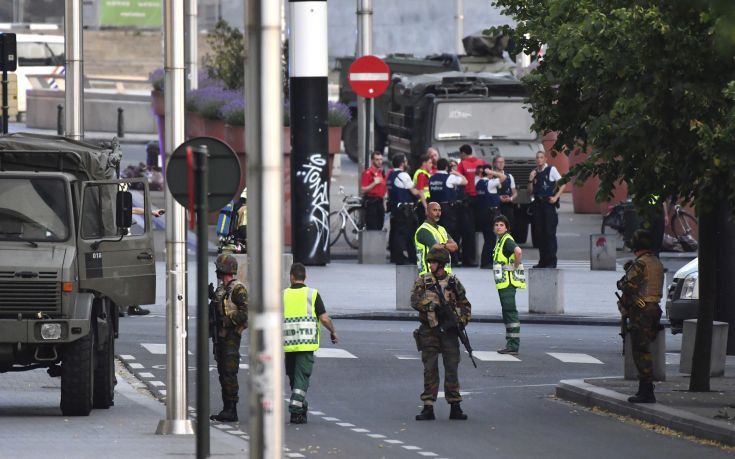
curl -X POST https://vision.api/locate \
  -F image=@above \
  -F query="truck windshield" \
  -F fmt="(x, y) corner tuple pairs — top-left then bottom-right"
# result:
(0, 178), (70, 242)
(434, 100), (537, 141)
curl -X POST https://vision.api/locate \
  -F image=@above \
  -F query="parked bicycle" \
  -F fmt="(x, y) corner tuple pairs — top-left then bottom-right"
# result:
(329, 186), (366, 249)
(601, 198), (698, 252)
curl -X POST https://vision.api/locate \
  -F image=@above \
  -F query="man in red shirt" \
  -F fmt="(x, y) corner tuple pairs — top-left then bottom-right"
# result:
(412, 152), (433, 222)
(456, 144), (487, 267)
(360, 151), (387, 230)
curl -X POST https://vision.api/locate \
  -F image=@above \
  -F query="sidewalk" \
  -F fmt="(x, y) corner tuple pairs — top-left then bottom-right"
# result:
(557, 374), (735, 448)
(7, 121), (157, 144)
(0, 363), (247, 458)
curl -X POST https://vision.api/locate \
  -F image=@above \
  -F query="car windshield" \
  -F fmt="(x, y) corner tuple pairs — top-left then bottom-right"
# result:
(17, 41), (65, 67)
(434, 100), (537, 141)
(0, 178), (70, 242)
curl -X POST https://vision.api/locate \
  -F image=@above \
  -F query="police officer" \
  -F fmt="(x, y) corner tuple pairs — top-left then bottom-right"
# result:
(475, 164), (506, 268)
(493, 156), (518, 237)
(428, 158), (467, 264)
(283, 263), (339, 424)
(387, 154), (427, 264)
(209, 254), (248, 422)
(616, 230), (664, 403)
(528, 151), (566, 268)
(492, 215), (525, 355)
(411, 248), (472, 421)
(415, 202), (459, 275)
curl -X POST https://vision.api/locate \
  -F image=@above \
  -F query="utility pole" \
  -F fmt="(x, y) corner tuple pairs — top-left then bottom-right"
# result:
(156, 0), (193, 437)
(185, 0), (198, 92)
(289, 0), (330, 266)
(64, 0), (83, 139)
(455, 0), (464, 55)
(356, 0), (374, 170)
(246, 0), (285, 457)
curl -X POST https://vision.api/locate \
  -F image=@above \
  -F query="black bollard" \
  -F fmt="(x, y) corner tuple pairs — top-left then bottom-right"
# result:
(117, 107), (125, 138)
(57, 104), (63, 135)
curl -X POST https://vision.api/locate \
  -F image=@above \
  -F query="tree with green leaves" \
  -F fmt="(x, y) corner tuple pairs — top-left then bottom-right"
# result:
(204, 20), (246, 90)
(490, 0), (735, 390)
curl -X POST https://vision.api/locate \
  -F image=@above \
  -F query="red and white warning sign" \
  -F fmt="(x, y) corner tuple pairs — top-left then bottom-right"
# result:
(348, 55), (390, 99)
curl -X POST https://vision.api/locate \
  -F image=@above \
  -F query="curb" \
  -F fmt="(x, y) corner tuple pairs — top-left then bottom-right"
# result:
(556, 379), (735, 447)
(331, 311), (671, 327)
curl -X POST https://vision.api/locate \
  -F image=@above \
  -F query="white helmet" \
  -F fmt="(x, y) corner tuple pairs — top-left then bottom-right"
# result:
(240, 187), (247, 200)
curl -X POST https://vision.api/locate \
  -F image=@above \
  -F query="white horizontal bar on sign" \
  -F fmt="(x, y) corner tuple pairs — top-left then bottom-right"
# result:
(349, 73), (390, 81)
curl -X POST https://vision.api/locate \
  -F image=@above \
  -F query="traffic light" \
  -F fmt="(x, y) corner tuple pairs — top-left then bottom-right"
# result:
(0, 33), (17, 72)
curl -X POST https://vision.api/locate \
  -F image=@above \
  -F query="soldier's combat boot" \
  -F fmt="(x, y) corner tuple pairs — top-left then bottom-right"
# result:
(449, 402), (468, 420)
(628, 382), (656, 403)
(290, 412), (307, 424)
(210, 402), (238, 422)
(415, 405), (435, 421)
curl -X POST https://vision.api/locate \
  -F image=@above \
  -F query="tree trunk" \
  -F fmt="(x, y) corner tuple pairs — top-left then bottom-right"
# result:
(689, 209), (715, 391)
(715, 205), (735, 355)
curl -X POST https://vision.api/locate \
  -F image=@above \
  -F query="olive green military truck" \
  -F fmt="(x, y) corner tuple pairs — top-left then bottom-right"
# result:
(0, 133), (156, 416)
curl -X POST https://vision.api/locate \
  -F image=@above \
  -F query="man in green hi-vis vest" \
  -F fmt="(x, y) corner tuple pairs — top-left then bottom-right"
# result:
(283, 263), (339, 424)
(492, 215), (526, 355)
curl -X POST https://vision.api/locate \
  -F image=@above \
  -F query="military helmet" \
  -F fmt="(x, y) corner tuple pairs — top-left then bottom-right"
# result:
(629, 229), (653, 251)
(215, 254), (238, 274)
(426, 247), (450, 265)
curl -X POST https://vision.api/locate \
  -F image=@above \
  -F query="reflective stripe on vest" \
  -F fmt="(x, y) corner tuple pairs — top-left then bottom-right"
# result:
(413, 168), (431, 199)
(283, 287), (320, 352)
(414, 222), (452, 275)
(492, 233), (526, 289)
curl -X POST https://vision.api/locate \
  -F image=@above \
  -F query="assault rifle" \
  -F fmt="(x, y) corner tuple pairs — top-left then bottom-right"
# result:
(615, 292), (628, 355)
(434, 280), (477, 368)
(208, 282), (219, 358)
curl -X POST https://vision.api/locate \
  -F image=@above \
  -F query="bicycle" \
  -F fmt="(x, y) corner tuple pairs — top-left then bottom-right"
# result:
(668, 204), (698, 252)
(329, 186), (366, 249)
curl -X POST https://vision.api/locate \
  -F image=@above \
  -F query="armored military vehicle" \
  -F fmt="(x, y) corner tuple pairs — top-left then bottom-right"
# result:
(0, 133), (156, 416)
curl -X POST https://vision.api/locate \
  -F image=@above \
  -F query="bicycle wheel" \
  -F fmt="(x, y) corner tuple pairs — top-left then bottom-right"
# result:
(328, 211), (344, 247)
(344, 207), (366, 249)
(671, 212), (698, 251)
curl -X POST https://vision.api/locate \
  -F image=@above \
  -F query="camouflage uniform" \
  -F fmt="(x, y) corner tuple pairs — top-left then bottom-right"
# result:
(411, 272), (472, 405)
(212, 279), (248, 403)
(617, 252), (663, 383)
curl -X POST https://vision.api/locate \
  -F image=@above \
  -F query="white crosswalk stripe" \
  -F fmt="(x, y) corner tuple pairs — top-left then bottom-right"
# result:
(525, 260), (623, 271)
(473, 351), (521, 362)
(314, 348), (358, 359)
(546, 352), (603, 364)
(141, 343), (191, 355)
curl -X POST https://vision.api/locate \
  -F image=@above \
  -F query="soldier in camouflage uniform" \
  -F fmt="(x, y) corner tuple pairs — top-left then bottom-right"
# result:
(411, 247), (472, 421)
(616, 229), (664, 403)
(209, 254), (248, 422)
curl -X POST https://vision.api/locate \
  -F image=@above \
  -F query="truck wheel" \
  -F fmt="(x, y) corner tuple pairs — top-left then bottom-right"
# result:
(512, 206), (530, 244)
(93, 320), (115, 409)
(60, 326), (95, 416)
(342, 119), (359, 163)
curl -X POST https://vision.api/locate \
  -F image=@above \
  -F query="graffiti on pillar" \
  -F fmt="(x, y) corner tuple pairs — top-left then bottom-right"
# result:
(296, 153), (330, 257)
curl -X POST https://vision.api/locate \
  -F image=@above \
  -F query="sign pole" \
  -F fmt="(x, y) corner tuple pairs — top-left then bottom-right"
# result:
(356, 0), (373, 173)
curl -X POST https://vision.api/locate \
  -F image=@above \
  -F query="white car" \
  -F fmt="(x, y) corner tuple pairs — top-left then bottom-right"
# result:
(665, 257), (698, 334)
(12, 34), (65, 119)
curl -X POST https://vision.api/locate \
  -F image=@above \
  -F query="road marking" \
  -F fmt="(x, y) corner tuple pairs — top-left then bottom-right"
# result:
(367, 434), (386, 439)
(395, 354), (420, 360)
(141, 343), (192, 355)
(418, 453), (439, 457)
(138, 372), (154, 378)
(128, 362), (144, 369)
(546, 352), (603, 364)
(214, 424), (232, 430)
(351, 428), (370, 433)
(285, 454), (305, 458)
(119, 354), (135, 361)
(150, 380), (165, 387)
(402, 445), (421, 450)
(473, 351), (521, 362)
(314, 348), (358, 359)
(336, 422), (355, 427)
(438, 391), (471, 399)
(384, 439), (403, 444)
(322, 417), (340, 421)
(239, 363), (249, 369)
(666, 353), (680, 365)
(308, 411), (325, 416)
(229, 430), (246, 435)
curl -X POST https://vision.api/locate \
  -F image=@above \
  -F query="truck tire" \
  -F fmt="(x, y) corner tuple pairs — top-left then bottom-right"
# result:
(60, 326), (95, 416)
(512, 206), (530, 244)
(93, 318), (115, 409)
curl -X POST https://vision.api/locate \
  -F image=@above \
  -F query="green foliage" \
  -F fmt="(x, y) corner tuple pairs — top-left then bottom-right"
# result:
(492, 0), (735, 216)
(203, 20), (245, 90)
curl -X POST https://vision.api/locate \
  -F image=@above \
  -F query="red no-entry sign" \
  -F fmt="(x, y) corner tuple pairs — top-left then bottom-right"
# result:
(348, 55), (390, 99)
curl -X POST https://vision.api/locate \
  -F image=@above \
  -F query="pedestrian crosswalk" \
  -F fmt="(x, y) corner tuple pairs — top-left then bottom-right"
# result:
(136, 343), (653, 366)
(524, 260), (624, 271)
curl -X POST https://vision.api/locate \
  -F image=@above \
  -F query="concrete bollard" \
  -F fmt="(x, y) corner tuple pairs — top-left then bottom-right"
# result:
(680, 319), (729, 377)
(590, 233), (616, 271)
(528, 268), (564, 314)
(233, 253), (294, 291)
(359, 230), (387, 264)
(396, 264), (417, 311)
(624, 328), (666, 381)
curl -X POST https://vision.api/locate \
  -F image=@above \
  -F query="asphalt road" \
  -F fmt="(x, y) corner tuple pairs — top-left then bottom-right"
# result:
(113, 317), (732, 459)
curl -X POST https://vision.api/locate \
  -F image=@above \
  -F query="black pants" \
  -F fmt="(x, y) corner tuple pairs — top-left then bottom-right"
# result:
(389, 205), (417, 264)
(531, 200), (558, 267)
(477, 207), (499, 267)
(439, 203), (461, 265)
(499, 202), (515, 234)
(459, 198), (477, 266)
(364, 197), (385, 230)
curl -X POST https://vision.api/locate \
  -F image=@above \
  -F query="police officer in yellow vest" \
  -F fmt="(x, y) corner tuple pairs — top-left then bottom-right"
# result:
(283, 263), (339, 424)
(492, 215), (526, 355)
(414, 202), (459, 275)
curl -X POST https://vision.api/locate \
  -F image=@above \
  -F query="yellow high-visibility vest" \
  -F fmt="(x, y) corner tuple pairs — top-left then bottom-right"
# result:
(413, 168), (431, 199)
(414, 222), (452, 275)
(283, 287), (320, 352)
(492, 233), (526, 289)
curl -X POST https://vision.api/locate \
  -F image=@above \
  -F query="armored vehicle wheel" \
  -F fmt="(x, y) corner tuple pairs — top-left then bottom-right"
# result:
(93, 317), (115, 409)
(60, 325), (95, 416)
